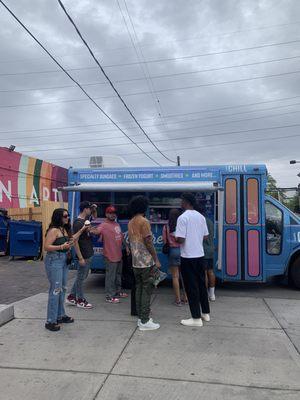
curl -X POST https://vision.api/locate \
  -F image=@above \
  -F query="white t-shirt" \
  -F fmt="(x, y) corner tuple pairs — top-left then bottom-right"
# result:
(175, 210), (209, 258)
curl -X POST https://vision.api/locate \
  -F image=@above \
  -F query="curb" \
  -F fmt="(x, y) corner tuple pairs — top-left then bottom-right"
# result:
(0, 304), (14, 327)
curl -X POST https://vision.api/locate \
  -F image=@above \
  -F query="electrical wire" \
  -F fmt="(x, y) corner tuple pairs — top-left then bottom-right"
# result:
(2, 54), (300, 93)
(1, 37), (300, 77)
(18, 122), (300, 153)
(119, 0), (176, 155)
(57, 0), (176, 164)
(2, 93), (300, 135)
(0, 0), (162, 166)
(5, 106), (300, 143)
(1, 19), (299, 65)
(47, 131), (300, 163)
(1, 67), (300, 109)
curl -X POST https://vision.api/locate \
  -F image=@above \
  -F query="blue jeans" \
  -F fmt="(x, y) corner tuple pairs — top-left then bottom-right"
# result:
(70, 257), (92, 300)
(45, 252), (68, 323)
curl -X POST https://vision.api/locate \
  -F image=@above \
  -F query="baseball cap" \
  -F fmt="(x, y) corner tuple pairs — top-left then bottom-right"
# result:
(79, 201), (92, 211)
(105, 205), (117, 214)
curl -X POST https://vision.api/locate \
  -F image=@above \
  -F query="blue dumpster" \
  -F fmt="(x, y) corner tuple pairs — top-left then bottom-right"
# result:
(9, 220), (42, 259)
(0, 215), (9, 253)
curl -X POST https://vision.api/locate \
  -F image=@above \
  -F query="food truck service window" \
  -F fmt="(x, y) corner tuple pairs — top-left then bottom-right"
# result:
(81, 192), (112, 218)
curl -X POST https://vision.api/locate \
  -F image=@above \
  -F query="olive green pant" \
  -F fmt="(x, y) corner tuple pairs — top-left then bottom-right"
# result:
(133, 266), (154, 324)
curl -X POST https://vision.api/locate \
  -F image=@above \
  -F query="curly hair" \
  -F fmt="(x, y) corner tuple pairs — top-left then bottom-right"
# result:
(129, 195), (149, 217)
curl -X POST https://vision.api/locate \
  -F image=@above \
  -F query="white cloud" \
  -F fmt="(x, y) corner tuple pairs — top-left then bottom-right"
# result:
(0, 0), (299, 186)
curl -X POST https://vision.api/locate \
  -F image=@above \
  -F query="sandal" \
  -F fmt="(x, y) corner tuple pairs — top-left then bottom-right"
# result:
(57, 316), (74, 324)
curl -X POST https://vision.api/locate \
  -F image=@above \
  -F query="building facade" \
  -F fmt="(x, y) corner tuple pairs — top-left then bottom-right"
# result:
(0, 147), (67, 209)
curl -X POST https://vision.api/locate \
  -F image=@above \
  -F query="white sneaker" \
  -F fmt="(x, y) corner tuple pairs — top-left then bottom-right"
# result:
(202, 313), (210, 322)
(137, 318), (152, 327)
(181, 318), (203, 327)
(209, 294), (216, 301)
(139, 319), (160, 331)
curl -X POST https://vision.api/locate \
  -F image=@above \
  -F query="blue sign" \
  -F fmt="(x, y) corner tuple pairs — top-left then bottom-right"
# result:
(70, 167), (221, 184)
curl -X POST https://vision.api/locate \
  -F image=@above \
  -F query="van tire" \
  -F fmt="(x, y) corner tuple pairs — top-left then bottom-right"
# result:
(290, 257), (300, 289)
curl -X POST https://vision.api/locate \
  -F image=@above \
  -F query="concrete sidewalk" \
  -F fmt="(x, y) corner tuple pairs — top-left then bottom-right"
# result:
(0, 288), (300, 399)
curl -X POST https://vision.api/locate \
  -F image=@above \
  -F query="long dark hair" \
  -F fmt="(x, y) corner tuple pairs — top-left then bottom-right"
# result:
(46, 208), (71, 237)
(168, 208), (181, 233)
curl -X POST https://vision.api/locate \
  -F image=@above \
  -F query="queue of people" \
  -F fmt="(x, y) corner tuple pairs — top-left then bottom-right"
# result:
(44, 193), (216, 332)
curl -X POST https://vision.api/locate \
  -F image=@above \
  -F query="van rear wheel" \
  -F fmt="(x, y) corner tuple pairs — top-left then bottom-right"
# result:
(290, 257), (300, 289)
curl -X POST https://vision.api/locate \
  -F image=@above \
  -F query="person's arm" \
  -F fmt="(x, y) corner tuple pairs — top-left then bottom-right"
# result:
(175, 216), (186, 244)
(162, 225), (167, 244)
(122, 232), (130, 255)
(89, 223), (102, 236)
(90, 204), (98, 220)
(74, 241), (86, 266)
(142, 221), (161, 268)
(203, 219), (209, 240)
(144, 236), (161, 268)
(44, 229), (71, 252)
(72, 220), (86, 266)
(72, 225), (88, 241)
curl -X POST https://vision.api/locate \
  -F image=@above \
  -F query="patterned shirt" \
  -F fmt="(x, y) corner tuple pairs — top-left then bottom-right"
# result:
(128, 215), (154, 268)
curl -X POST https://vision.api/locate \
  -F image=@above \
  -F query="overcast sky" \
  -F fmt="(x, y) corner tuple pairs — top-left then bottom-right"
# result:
(1, 0), (300, 185)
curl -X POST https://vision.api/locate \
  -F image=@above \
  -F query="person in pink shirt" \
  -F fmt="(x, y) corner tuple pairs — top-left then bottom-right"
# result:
(163, 208), (187, 306)
(97, 206), (128, 304)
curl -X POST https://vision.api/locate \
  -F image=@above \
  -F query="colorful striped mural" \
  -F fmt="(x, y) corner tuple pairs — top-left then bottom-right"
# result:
(0, 147), (67, 209)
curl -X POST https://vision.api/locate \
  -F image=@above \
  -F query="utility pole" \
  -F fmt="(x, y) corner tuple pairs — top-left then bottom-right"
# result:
(177, 156), (180, 166)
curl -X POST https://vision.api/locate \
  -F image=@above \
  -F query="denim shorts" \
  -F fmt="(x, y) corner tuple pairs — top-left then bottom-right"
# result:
(168, 247), (181, 267)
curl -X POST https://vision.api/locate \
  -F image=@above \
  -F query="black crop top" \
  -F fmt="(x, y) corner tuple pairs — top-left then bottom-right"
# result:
(53, 235), (69, 252)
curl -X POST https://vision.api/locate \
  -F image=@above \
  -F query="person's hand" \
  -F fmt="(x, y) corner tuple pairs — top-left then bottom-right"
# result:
(155, 259), (161, 269)
(78, 258), (86, 267)
(61, 242), (71, 251)
(126, 247), (131, 256)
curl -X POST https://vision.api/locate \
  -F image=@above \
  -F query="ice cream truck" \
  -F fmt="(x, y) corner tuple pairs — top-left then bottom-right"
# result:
(61, 164), (300, 288)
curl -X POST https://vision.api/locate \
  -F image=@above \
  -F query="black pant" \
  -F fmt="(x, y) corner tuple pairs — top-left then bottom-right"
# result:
(131, 274), (137, 316)
(180, 257), (210, 318)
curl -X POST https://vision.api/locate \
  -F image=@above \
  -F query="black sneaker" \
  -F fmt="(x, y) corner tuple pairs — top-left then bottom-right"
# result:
(45, 322), (60, 331)
(57, 316), (74, 324)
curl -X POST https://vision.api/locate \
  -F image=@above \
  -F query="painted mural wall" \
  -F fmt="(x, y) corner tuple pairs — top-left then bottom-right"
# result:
(0, 147), (68, 208)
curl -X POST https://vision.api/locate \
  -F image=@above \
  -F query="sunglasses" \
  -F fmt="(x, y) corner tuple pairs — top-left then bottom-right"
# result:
(63, 214), (70, 218)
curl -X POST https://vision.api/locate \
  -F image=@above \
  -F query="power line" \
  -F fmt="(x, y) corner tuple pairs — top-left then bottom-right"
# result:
(5, 106), (300, 143)
(1, 19), (299, 65)
(46, 131), (300, 163)
(0, 0), (161, 166)
(154, 122), (300, 143)
(17, 122), (300, 153)
(1, 38), (300, 78)
(120, 0), (176, 154)
(120, 0), (168, 128)
(1, 67), (300, 110)
(93, 38), (300, 67)
(2, 93), (300, 135)
(2, 54), (300, 93)
(57, 0), (175, 164)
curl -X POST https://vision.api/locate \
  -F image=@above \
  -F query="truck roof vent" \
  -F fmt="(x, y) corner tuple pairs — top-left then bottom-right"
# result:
(89, 155), (128, 168)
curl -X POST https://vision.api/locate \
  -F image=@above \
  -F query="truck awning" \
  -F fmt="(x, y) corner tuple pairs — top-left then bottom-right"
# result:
(59, 181), (221, 192)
